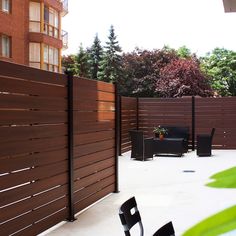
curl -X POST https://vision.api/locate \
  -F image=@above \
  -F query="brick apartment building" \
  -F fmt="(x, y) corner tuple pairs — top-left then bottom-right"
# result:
(0, 0), (68, 72)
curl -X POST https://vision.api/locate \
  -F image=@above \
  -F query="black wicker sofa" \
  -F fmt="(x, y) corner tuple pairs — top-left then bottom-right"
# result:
(155, 126), (190, 154)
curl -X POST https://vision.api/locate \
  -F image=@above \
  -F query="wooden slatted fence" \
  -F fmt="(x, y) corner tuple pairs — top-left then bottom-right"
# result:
(73, 77), (116, 213)
(0, 61), (117, 235)
(121, 97), (137, 154)
(0, 61), (69, 236)
(120, 96), (236, 153)
(195, 97), (236, 149)
(139, 97), (192, 140)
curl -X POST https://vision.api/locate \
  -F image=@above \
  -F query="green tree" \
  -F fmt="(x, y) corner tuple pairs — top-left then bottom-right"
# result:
(177, 45), (192, 59)
(201, 48), (236, 96)
(62, 55), (78, 75)
(75, 44), (90, 78)
(98, 25), (122, 83)
(88, 34), (103, 80)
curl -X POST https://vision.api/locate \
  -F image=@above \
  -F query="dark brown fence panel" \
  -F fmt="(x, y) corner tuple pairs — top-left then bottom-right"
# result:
(73, 77), (116, 214)
(139, 97), (192, 143)
(195, 97), (236, 149)
(121, 97), (137, 154)
(0, 61), (69, 235)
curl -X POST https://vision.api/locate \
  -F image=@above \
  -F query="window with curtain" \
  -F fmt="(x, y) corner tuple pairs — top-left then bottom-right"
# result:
(29, 42), (40, 69)
(1, 34), (11, 57)
(29, 1), (41, 32)
(1, 0), (10, 13)
(44, 6), (59, 38)
(43, 45), (59, 72)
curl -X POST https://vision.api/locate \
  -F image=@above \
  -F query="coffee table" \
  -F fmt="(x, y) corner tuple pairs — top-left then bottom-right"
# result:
(153, 138), (184, 157)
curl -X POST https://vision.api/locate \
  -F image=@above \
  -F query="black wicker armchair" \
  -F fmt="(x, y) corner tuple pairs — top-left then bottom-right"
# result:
(129, 130), (153, 161)
(197, 128), (215, 157)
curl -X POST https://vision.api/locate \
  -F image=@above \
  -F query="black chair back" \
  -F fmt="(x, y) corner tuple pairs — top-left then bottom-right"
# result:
(153, 221), (175, 236)
(211, 128), (215, 140)
(119, 197), (144, 236)
(119, 197), (175, 236)
(129, 130), (144, 159)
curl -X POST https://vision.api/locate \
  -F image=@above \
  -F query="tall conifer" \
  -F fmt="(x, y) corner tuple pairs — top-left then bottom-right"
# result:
(98, 25), (122, 83)
(88, 34), (103, 80)
(75, 44), (90, 77)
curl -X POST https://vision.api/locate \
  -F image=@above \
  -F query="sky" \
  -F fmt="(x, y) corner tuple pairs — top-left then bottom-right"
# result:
(62, 0), (236, 56)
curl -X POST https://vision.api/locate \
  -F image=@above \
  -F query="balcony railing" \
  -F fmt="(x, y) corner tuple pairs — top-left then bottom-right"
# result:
(61, 30), (68, 49)
(60, 0), (68, 16)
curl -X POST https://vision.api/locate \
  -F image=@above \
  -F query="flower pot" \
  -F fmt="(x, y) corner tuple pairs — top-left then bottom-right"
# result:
(159, 134), (164, 140)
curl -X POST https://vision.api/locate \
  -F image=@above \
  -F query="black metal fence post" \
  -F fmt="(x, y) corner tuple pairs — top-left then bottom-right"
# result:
(66, 71), (76, 221)
(114, 83), (120, 193)
(192, 96), (195, 151)
(136, 97), (139, 130)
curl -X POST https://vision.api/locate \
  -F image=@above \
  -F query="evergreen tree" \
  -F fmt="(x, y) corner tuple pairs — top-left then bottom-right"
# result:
(88, 34), (103, 80)
(75, 44), (90, 78)
(62, 55), (78, 75)
(98, 25), (122, 83)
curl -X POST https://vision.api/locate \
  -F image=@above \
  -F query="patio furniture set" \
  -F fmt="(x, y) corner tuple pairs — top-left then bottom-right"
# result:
(129, 127), (215, 161)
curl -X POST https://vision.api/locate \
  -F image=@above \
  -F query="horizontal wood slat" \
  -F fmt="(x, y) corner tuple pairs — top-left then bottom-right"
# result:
(0, 148), (67, 173)
(0, 76), (67, 97)
(13, 209), (68, 236)
(74, 130), (115, 146)
(74, 157), (115, 180)
(74, 120), (114, 134)
(0, 173), (68, 207)
(74, 148), (114, 169)
(0, 110), (67, 125)
(73, 77), (115, 93)
(1, 184), (68, 223)
(0, 124), (67, 143)
(76, 89), (115, 102)
(73, 111), (115, 122)
(74, 184), (115, 214)
(1, 197), (68, 235)
(74, 100), (115, 111)
(74, 139), (114, 157)
(0, 160), (68, 191)
(0, 136), (67, 158)
(0, 60), (67, 85)
(74, 175), (115, 203)
(0, 93), (67, 110)
(74, 166), (115, 191)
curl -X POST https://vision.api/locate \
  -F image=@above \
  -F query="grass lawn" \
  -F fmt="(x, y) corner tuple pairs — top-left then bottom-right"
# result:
(207, 167), (236, 188)
(183, 205), (236, 236)
(183, 167), (236, 236)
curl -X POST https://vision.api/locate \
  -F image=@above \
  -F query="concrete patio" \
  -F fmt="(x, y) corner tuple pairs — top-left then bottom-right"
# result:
(43, 150), (236, 236)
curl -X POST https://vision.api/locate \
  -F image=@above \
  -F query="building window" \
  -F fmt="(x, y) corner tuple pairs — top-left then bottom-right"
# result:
(29, 42), (40, 69)
(43, 45), (59, 72)
(29, 43), (59, 72)
(29, 2), (41, 32)
(1, 34), (11, 57)
(1, 0), (10, 13)
(44, 6), (59, 38)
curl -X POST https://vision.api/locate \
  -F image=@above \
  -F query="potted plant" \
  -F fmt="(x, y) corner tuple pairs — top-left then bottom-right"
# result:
(153, 125), (168, 140)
